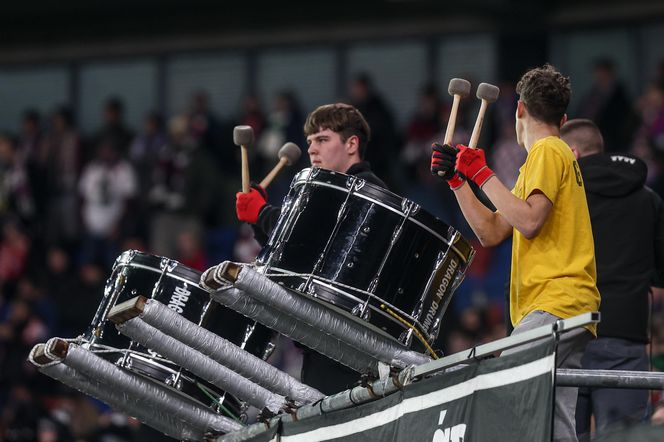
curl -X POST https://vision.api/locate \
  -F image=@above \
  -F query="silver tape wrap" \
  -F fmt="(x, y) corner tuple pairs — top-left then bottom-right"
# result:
(211, 286), (379, 373)
(117, 317), (286, 413)
(140, 299), (324, 404)
(38, 361), (202, 441)
(62, 344), (243, 435)
(234, 266), (431, 368)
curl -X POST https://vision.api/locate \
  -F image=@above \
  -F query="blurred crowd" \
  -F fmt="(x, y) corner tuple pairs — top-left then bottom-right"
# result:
(1, 60), (664, 440)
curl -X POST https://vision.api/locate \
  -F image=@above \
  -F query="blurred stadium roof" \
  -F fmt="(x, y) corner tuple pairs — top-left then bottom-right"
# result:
(0, 0), (662, 64)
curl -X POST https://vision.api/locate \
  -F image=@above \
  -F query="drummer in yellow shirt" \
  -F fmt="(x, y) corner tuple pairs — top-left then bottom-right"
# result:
(431, 64), (599, 442)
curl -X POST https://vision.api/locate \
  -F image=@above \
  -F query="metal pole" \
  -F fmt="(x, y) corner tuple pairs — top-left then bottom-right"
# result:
(556, 369), (664, 389)
(217, 368), (413, 442)
(116, 317), (287, 413)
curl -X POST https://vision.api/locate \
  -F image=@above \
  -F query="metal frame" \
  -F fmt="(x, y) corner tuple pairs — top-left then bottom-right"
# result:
(412, 312), (600, 378)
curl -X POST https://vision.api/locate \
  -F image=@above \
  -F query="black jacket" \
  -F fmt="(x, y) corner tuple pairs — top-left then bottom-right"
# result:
(254, 161), (386, 394)
(579, 153), (664, 342)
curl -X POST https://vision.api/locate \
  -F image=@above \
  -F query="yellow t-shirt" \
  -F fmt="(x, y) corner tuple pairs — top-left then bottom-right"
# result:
(510, 136), (600, 335)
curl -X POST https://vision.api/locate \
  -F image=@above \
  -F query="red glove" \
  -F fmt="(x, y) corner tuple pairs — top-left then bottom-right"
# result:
(430, 143), (465, 190)
(236, 185), (267, 224)
(455, 145), (495, 188)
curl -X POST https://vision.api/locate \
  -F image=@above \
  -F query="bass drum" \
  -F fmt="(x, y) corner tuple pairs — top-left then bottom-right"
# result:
(87, 250), (275, 420)
(257, 168), (474, 353)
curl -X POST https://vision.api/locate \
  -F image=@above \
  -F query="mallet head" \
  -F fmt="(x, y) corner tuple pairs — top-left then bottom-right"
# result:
(476, 83), (500, 103)
(233, 125), (255, 146)
(278, 142), (302, 166)
(448, 78), (471, 98)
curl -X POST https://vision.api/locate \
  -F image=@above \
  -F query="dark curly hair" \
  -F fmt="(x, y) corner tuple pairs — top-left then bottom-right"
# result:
(516, 64), (571, 126)
(304, 103), (371, 159)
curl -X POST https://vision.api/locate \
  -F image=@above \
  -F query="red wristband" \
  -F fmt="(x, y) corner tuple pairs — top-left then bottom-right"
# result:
(447, 173), (465, 190)
(472, 166), (495, 188)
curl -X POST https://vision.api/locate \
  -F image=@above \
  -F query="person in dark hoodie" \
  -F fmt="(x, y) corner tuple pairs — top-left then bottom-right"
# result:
(233, 102), (385, 395)
(561, 118), (664, 438)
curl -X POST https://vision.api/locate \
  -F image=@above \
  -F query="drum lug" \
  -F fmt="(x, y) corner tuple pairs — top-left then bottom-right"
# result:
(399, 199), (420, 216)
(160, 257), (177, 273)
(165, 373), (183, 391)
(238, 402), (249, 424)
(411, 300), (424, 319)
(123, 355), (133, 370)
(368, 277), (379, 293)
(261, 342), (276, 361)
(351, 303), (371, 321)
(353, 179), (366, 191)
(399, 329), (414, 347)
(345, 176), (354, 189)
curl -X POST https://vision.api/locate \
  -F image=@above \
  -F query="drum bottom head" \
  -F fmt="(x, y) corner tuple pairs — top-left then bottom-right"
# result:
(267, 272), (438, 353)
(87, 343), (244, 421)
(272, 275), (408, 344)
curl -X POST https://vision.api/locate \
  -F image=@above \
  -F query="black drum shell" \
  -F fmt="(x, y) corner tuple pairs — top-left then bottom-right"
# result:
(88, 250), (273, 415)
(257, 168), (473, 352)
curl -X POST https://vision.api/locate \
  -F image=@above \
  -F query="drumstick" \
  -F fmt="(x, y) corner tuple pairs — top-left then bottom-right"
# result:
(233, 125), (255, 193)
(437, 78), (471, 177)
(444, 78), (472, 145)
(259, 142), (302, 189)
(468, 83), (500, 149)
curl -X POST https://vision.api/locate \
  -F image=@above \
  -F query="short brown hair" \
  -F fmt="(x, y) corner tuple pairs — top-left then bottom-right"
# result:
(304, 103), (371, 158)
(560, 118), (604, 156)
(516, 64), (571, 126)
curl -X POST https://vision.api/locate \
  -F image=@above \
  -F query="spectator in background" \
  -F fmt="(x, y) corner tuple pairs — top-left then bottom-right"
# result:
(129, 111), (168, 241)
(78, 140), (137, 268)
(189, 91), (221, 147)
(0, 218), (30, 291)
(39, 106), (81, 246)
(188, 91), (227, 170)
(561, 119), (664, 438)
(238, 95), (266, 140)
(41, 245), (83, 337)
(400, 83), (475, 243)
(16, 110), (44, 228)
(237, 95), (267, 177)
(577, 58), (636, 153)
(130, 111), (167, 183)
(175, 230), (206, 272)
(349, 73), (400, 189)
(232, 223), (261, 263)
(401, 84), (443, 181)
(92, 97), (134, 160)
(16, 109), (42, 169)
(256, 90), (306, 201)
(149, 115), (225, 257)
(75, 262), (107, 332)
(489, 81), (526, 189)
(632, 79), (664, 198)
(491, 119), (527, 191)
(0, 135), (34, 225)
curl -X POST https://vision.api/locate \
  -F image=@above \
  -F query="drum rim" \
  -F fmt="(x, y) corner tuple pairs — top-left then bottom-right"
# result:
(114, 249), (206, 286)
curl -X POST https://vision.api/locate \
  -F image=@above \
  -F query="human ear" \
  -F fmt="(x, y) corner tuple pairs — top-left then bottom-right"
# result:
(560, 113), (568, 128)
(346, 135), (359, 155)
